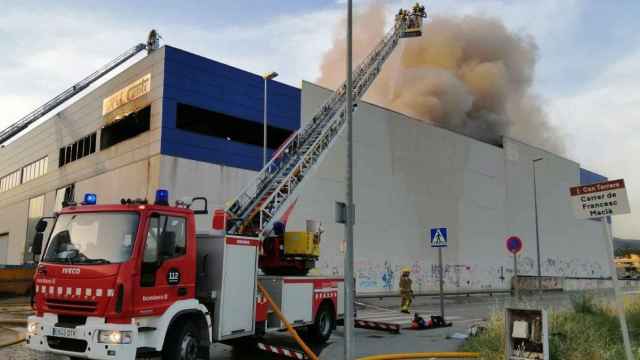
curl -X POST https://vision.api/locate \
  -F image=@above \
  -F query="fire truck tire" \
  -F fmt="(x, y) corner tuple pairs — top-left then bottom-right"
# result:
(162, 321), (201, 360)
(309, 302), (335, 344)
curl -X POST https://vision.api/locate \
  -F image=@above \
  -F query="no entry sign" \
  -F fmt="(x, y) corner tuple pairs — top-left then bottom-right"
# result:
(570, 179), (631, 219)
(506, 236), (523, 255)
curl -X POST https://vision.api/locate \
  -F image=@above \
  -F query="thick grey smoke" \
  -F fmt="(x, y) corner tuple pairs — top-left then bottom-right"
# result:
(317, 5), (564, 154)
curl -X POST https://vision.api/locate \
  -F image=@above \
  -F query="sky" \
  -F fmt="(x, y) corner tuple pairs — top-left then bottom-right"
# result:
(0, 0), (639, 238)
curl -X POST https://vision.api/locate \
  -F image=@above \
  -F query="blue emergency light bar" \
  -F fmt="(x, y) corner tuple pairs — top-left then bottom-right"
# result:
(83, 193), (97, 205)
(155, 189), (169, 205)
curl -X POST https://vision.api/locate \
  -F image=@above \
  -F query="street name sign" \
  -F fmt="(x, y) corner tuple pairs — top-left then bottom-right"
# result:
(569, 179), (630, 219)
(570, 178), (634, 358)
(430, 228), (448, 248)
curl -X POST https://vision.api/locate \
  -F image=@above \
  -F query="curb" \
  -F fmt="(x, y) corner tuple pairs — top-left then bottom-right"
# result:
(357, 289), (511, 299)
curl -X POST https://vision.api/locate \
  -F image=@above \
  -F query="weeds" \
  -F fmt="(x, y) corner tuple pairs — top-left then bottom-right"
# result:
(461, 294), (640, 360)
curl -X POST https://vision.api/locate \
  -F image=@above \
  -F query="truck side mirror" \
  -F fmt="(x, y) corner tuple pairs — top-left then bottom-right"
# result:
(32, 233), (44, 256)
(192, 197), (208, 215)
(159, 231), (176, 258)
(35, 219), (48, 233)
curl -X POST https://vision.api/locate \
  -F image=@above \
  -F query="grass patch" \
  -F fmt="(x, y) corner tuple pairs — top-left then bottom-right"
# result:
(461, 294), (640, 359)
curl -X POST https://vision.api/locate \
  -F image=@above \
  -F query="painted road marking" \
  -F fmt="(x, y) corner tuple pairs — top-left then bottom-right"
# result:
(355, 301), (397, 313)
(357, 309), (462, 325)
(356, 301), (474, 326)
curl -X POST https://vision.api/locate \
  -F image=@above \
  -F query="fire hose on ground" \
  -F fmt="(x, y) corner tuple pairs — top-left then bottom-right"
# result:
(0, 328), (26, 349)
(356, 353), (480, 359)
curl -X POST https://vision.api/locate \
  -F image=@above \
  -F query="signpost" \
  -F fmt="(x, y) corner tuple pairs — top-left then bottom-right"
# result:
(570, 179), (632, 360)
(430, 228), (448, 319)
(506, 236), (523, 299)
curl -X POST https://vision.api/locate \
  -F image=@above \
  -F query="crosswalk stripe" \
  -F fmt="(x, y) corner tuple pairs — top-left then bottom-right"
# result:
(357, 303), (473, 326)
(358, 312), (407, 319)
(357, 309), (398, 314)
(359, 315), (412, 322)
(358, 313), (463, 324)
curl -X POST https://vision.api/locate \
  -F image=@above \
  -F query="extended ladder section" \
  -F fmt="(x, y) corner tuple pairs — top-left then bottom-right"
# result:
(226, 5), (427, 235)
(0, 30), (161, 145)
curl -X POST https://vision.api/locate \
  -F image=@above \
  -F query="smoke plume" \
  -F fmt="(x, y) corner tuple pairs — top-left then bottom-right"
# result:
(317, 5), (564, 154)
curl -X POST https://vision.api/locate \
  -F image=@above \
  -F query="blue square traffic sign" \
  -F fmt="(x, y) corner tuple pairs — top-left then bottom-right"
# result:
(430, 228), (448, 247)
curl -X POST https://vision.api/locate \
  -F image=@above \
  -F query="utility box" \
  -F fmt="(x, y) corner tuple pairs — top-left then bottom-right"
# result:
(505, 308), (549, 360)
(196, 233), (260, 341)
(260, 276), (314, 329)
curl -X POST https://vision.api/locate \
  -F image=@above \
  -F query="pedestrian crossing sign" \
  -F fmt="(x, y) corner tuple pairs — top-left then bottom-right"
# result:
(430, 228), (448, 248)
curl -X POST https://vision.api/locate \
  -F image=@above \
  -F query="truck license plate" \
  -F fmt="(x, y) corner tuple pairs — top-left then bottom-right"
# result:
(52, 327), (76, 338)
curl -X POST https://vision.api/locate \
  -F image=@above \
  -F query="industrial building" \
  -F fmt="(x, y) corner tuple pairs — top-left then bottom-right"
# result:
(0, 45), (611, 293)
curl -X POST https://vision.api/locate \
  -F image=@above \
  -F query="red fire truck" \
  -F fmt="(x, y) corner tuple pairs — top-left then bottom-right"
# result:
(24, 5), (425, 359)
(27, 192), (344, 359)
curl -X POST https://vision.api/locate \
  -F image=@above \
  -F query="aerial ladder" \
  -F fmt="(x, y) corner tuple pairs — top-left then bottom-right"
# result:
(226, 5), (427, 238)
(0, 30), (161, 145)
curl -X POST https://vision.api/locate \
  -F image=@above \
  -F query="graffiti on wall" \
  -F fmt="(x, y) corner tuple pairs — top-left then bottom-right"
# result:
(518, 256), (606, 278)
(342, 258), (507, 292)
(381, 261), (394, 291)
(317, 255), (609, 293)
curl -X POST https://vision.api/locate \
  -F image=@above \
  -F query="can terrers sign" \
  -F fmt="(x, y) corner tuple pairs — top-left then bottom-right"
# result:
(102, 73), (151, 116)
(570, 179), (631, 219)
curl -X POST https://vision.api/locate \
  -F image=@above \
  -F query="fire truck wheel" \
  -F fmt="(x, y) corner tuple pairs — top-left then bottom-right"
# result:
(163, 320), (201, 360)
(310, 303), (335, 343)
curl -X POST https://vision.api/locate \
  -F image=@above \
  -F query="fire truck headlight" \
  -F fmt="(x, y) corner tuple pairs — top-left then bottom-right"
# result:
(98, 330), (132, 344)
(27, 321), (39, 335)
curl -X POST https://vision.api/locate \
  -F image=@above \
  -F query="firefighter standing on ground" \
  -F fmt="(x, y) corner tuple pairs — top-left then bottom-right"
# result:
(399, 268), (413, 313)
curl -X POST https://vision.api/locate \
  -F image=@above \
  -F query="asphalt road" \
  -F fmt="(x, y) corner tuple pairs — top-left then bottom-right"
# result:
(1, 290), (628, 359)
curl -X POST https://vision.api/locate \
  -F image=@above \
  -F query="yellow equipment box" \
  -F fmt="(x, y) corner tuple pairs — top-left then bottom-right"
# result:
(284, 231), (320, 257)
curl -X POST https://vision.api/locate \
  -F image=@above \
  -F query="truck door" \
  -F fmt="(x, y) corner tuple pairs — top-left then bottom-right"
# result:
(135, 213), (192, 316)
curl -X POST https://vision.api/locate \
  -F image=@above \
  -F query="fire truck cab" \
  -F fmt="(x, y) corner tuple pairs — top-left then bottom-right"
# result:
(26, 191), (344, 360)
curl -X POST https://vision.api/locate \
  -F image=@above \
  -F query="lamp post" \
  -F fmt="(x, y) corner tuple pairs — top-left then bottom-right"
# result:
(532, 158), (543, 299)
(344, 0), (355, 359)
(262, 71), (278, 167)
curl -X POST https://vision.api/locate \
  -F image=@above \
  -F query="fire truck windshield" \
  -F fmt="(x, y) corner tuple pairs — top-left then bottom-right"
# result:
(43, 212), (139, 265)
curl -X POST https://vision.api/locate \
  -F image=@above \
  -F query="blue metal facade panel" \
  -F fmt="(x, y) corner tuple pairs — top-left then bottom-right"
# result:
(580, 168), (607, 185)
(161, 46), (301, 170)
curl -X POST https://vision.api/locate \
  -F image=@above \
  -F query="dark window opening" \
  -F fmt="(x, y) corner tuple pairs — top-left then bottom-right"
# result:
(176, 103), (293, 149)
(59, 132), (97, 167)
(77, 139), (85, 160)
(55, 184), (75, 211)
(100, 106), (151, 150)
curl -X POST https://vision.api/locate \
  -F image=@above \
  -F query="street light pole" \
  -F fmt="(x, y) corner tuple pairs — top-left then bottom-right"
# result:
(344, 0), (355, 359)
(532, 158), (543, 300)
(262, 71), (278, 167)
